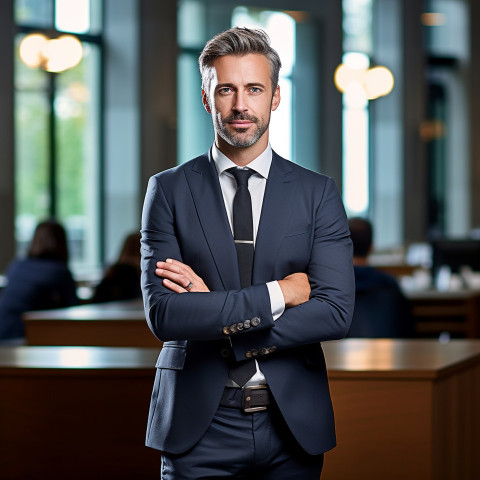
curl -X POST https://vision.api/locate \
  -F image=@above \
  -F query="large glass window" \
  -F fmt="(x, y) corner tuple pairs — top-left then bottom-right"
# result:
(341, 0), (373, 218)
(341, 0), (402, 250)
(177, 0), (211, 163)
(423, 0), (470, 239)
(14, 0), (102, 274)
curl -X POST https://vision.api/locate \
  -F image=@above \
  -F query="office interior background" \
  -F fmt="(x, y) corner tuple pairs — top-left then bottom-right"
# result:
(0, 0), (479, 283)
(2, 2), (480, 479)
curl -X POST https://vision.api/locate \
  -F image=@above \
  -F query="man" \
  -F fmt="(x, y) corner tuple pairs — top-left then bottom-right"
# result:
(347, 217), (414, 338)
(141, 27), (354, 479)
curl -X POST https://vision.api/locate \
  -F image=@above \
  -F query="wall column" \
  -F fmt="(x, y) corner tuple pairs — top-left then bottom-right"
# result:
(0, 1), (15, 271)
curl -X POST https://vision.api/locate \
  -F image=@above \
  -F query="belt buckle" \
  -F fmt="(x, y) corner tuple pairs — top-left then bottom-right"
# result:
(243, 385), (268, 413)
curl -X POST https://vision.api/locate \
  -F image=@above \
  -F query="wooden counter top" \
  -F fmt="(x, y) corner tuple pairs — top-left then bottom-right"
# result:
(0, 345), (159, 371)
(404, 287), (480, 300)
(3, 339), (480, 378)
(323, 338), (480, 379)
(23, 298), (145, 322)
(22, 299), (159, 347)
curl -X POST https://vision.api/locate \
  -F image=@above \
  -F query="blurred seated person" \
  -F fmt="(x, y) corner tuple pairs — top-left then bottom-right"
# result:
(91, 232), (141, 303)
(0, 220), (78, 345)
(347, 217), (414, 338)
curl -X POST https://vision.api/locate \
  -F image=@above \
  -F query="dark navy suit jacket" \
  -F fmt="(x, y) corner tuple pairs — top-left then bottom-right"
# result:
(141, 150), (355, 455)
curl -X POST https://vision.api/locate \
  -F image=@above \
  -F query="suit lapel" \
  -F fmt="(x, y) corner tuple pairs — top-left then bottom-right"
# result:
(184, 152), (241, 290)
(253, 153), (297, 283)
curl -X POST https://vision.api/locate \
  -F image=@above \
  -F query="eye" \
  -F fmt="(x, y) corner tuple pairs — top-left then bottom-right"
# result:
(218, 87), (233, 94)
(249, 87), (262, 93)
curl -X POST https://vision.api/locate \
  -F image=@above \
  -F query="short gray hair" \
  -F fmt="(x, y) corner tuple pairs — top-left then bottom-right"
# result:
(198, 27), (282, 94)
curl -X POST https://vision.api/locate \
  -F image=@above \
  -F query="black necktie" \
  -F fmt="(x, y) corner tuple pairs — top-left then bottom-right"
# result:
(227, 167), (257, 386)
(229, 168), (255, 288)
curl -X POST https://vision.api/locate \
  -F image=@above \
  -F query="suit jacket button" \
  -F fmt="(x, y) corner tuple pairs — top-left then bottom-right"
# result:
(222, 326), (230, 335)
(220, 348), (231, 358)
(245, 351), (252, 358)
(268, 346), (277, 354)
(251, 349), (258, 357)
(260, 348), (268, 355)
(251, 316), (260, 327)
(243, 319), (251, 329)
(230, 324), (238, 334)
(237, 322), (244, 330)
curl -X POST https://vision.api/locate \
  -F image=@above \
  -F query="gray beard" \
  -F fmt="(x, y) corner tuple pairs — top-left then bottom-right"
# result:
(214, 113), (269, 148)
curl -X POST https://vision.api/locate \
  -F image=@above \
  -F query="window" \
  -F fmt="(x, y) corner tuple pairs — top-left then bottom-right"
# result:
(14, 0), (103, 274)
(423, 0), (471, 238)
(342, 0), (403, 250)
(341, 0), (372, 217)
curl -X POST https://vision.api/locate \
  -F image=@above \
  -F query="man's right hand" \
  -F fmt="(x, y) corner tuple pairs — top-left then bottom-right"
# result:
(277, 273), (311, 308)
(156, 259), (210, 293)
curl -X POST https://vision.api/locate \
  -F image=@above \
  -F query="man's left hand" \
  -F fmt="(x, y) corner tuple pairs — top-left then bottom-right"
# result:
(156, 259), (210, 293)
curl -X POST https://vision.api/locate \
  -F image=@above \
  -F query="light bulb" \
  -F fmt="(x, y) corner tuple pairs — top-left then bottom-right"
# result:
(19, 33), (49, 69)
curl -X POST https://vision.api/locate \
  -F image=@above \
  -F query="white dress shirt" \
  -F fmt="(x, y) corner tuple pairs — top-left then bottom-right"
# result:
(212, 143), (285, 387)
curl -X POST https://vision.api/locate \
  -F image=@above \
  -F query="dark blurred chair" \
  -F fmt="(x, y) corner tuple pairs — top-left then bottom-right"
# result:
(347, 217), (415, 338)
(348, 267), (414, 338)
(91, 232), (141, 303)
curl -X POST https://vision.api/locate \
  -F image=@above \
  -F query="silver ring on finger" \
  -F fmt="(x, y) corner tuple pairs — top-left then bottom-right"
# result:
(186, 281), (194, 291)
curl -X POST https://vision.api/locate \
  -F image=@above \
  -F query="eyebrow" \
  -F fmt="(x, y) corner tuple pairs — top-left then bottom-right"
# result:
(216, 82), (267, 90)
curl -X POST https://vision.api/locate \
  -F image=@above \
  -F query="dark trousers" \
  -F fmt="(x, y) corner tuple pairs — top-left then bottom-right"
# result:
(160, 401), (324, 479)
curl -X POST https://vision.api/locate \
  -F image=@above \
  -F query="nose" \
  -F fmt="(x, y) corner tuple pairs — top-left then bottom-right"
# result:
(232, 91), (247, 112)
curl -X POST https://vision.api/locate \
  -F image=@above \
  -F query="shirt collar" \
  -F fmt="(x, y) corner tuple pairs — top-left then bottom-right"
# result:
(212, 143), (272, 180)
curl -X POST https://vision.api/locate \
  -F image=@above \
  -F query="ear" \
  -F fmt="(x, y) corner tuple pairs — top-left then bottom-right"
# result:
(271, 85), (281, 112)
(202, 90), (211, 114)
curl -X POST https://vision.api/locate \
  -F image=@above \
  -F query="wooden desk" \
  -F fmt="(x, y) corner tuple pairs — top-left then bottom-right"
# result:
(375, 263), (418, 277)
(23, 299), (160, 347)
(405, 289), (480, 338)
(322, 339), (480, 480)
(1, 340), (479, 480)
(0, 346), (161, 480)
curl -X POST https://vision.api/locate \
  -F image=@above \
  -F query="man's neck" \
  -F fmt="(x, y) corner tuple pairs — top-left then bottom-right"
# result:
(215, 136), (269, 167)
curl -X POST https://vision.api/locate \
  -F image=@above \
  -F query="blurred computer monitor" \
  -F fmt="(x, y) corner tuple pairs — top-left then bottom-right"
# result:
(431, 239), (480, 276)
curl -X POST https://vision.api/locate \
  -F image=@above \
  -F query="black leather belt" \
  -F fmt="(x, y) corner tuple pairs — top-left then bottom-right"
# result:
(219, 385), (272, 413)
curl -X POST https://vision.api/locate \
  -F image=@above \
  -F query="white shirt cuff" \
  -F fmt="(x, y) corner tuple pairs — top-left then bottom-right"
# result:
(266, 281), (285, 321)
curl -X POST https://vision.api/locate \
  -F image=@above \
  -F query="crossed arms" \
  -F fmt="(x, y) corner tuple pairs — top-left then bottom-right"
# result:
(156, 258), (310, 308)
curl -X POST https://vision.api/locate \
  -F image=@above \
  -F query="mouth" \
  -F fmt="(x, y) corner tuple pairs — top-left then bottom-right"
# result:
(229, 120), (253, 129)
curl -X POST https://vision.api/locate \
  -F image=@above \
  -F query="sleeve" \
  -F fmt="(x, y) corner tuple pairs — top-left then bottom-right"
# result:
(141, 175), (276, 342)
(266, 281), (285, 320)
(229, 177), (355, 361)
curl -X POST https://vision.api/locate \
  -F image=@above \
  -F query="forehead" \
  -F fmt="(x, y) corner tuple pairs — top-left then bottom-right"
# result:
(210, 53), (272, 86)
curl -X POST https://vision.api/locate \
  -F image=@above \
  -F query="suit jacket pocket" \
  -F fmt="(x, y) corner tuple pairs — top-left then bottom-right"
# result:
(155, 344), (186, 370)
